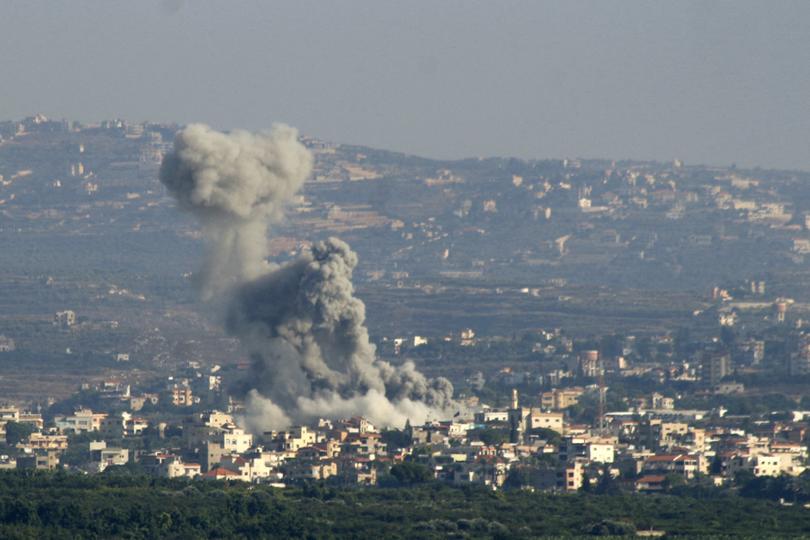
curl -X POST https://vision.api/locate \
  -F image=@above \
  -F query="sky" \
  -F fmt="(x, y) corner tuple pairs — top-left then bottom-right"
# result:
(1, 1), (809, 170)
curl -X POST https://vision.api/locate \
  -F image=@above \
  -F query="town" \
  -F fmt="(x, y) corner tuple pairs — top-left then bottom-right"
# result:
(4, 3), (810, 536)
(1, 328), (809, 499)
(2, 115), (810, 501)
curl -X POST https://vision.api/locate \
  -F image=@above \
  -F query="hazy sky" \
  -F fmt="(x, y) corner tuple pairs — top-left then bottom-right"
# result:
(2, 1), (809, 170)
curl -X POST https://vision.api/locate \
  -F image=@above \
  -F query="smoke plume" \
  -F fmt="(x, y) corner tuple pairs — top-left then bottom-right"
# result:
(160, 123), (312, 297)
(161, 124), (455, 431)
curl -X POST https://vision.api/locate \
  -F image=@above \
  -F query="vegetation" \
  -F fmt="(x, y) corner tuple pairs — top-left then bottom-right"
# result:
(677, 392), (799, 416)
(470, 427), (510, 446)
(2, 423), (35, 447)
(388, 462), (432, 486)
(0, 471), (807, 538)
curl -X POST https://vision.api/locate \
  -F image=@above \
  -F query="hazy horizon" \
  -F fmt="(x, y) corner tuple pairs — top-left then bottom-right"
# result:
(2, 1), (809, 170)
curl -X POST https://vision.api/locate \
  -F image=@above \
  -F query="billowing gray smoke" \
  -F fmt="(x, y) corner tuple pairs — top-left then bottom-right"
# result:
(160, 123), (312, 298)
(160, 124), (455, 431)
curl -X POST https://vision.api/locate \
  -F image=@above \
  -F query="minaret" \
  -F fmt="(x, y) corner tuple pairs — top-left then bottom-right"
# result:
(508, 388), (524, 444)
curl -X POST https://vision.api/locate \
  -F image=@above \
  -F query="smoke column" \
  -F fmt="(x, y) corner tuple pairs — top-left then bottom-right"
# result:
(159, 123), (312, 298)
(160, 124), (455, 431)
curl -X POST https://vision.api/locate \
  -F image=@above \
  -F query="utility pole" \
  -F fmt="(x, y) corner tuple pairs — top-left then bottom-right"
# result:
(598, 356), (606, 435)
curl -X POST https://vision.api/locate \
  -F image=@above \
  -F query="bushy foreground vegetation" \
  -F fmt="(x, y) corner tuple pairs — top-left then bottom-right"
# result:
(0, 471), (809, 538)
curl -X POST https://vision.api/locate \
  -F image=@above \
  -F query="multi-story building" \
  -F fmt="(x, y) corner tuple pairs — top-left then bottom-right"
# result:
(125, 416), (149, 436)
(156, 456), (202, 479)
(541, 387), (585, 411)
(560, 436), (615, 464)
(558, 460), (584, 491)
(284, 460), (338, 482)
(790, 335), (810, 375)
(169, 383), (194, 407)
(183, 410), (236, 448)
(55, 409), (106, 433)
(528, 411), (565, 434)
(0, 407), (42, 440)
(474, 410), (509, 423)
(650, 392), (675, 410)
(23, 433), (69, 452)
(279, 426), (318, 452)
(54, 310), (76, 328)
(221, 424), (253, 454)
(0, 406), (20, 424)
(92, 447), (129, 472)
(343, 432), (386, 458)
(578, 350), (600, 378)
(587, 439), (616, 464)
(641, 454), (704, 479)
(18, 450), (60, 471)
(701, 353), (731, 385)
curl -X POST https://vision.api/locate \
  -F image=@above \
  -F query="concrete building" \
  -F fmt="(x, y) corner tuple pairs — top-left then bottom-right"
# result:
(587, 440), (616, 464)
(474, 410), (509, 423)
(169, 383), (194, 407)
(92, 446), (129, 471)
(22, 433), (69, 452)
(221, 424), (253, 454)
(528, 411), (565, 434)
(279, 426), (318, 452)
(18, 450), (60, 471)
(54, 310), (76, 328)
(790, 335), (810, 376)
(650, 393), (675, 410)
(558, 460), (584, 491)
(642, 454), (704, 479)
(578, 350), (600, 378)
(541, 387), (585, 410)
(55, 409), (106, 433)
(0, 335), (15, 352)
(160, 457), (202, 479)
(701, 353), (731, 385)
(560, 436), (615, 464)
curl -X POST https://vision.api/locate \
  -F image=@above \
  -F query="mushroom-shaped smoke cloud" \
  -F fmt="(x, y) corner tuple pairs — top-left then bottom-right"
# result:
(160, 124), (455, 431)
(160, 123), (312, 297)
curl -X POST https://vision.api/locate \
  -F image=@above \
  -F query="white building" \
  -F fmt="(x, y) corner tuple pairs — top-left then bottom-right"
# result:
(55, 409), (105, 433)
(588, 441), (615, 464)
(54, 310), (76, 328)
(528, 411), (565, 434)
(92, 447), (129, 471)
(161, 457), (202, 479)
(221, 424), (253, 454)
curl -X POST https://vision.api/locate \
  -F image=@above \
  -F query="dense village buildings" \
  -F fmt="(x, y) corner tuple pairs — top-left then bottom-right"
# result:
(0, 380), (808, 495)
(3, 117), (810, 498)
(0, 19), (807, 526)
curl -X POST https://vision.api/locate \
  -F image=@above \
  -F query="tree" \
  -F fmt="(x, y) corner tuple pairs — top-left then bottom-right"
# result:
(599, 334), (624, 359)
(473, 428), (510, 446)
(527, 427), (562, 446)
(663, 473), (686, 491)
(581, 472), (592, 492)
(720, 326), (737, 348)
(389, 462), (432, 485)
(504, 467), (532, 490)
(595, 466), (622, 495)
(710, 454), (723, 475)
(4, 422), (35, 446)
(674, 327), (691, 357)
(381, 428), (412, 450)
(586, 520), (637, 536)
